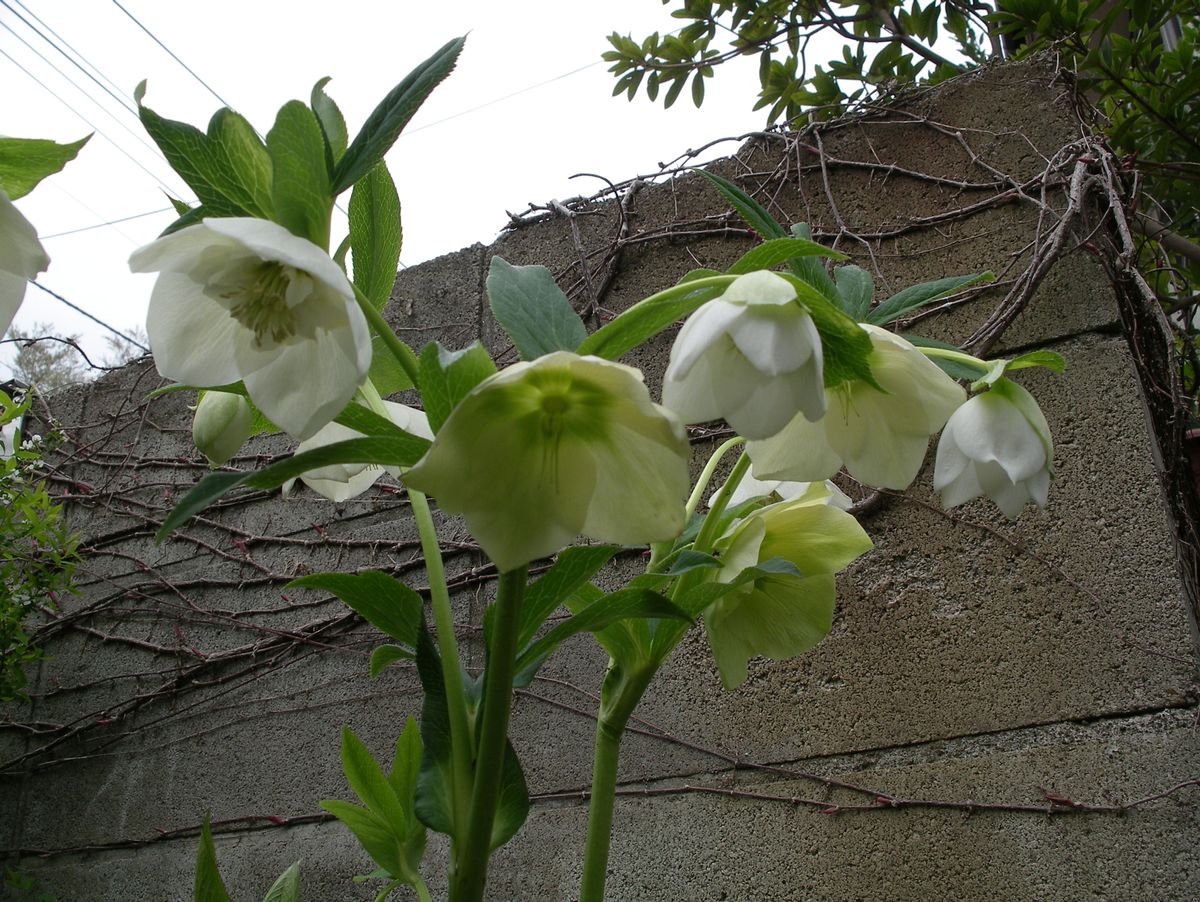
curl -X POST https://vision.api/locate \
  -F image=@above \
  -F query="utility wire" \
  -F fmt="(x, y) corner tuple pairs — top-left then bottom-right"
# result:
(40, 207), (173, 239)
(109, 0), (234, 110)
(29, 281), (150, 352)
(0, 0), (137, 116)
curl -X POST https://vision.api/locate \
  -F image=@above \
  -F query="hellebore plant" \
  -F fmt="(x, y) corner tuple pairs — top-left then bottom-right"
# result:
(130, 49), (1067, 902)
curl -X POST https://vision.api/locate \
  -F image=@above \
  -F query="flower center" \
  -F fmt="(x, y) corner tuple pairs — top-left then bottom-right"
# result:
(219, 261), (299, 347)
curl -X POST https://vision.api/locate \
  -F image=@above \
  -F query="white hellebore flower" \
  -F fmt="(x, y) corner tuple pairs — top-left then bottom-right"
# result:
(704, 489), (873, 689)
(662, 270), (825, 439)
(192, 391), (253, 467)
(130, 218), (371, 440)
(283, 401), (433, 503)
(747, 323), (965, 490)
(934, 378), (1053, 518)
(404, 352), (691, 573)
(1, 189), (50, 337)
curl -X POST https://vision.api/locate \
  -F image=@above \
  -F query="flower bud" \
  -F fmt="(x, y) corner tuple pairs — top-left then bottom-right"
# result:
(192, 391), (252, 466)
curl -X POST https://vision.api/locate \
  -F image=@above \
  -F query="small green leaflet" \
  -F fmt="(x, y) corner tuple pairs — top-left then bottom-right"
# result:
(865, 272), (994, 325)
(194, 816), (232, 902)
(0, 135), (90, 200)
(288, 571), (424, 650)
(310, 77), (349, 167)
(486, 257), (588, 359)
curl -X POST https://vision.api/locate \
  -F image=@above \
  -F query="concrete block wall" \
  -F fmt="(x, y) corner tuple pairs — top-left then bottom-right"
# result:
(2, 56), (1197, 900)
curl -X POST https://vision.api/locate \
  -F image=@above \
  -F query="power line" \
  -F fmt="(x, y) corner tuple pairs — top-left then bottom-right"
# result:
(109, 0), (234, 110)
(0, 0), (137, 116)
(40, 207), (173, 239)
(29, 281), (150, 352)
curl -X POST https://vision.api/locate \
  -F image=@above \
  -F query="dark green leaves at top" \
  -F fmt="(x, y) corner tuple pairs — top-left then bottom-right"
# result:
(310, 77), (349, 168)
(699, 170), (787, 240)
(332, 36), (465, 195)
(865, 272), (994, 326)
(0, 134), (90, 200)
(727, 237), (846, 275)
(194, 816), (231, 902)
(486, 257), (588, 360)
(206, 109), (273, 219)
(779, 273), (877, 390)
(418, 341), (497, 433)
(266, 101), (333, 248)
(834, 265), (875, 320)
(787, 222), (840, 303)
(349, 162), (402, 310)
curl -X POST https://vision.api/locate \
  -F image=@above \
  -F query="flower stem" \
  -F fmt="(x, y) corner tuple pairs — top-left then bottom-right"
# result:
(450, 565), (527, 902)
(414, 877), (433, 902)
(918, 345), (989, 374)
(578, 665), (655, 902)
(352, 284), (421, 388)
(408, 489), (474, 842)
(648, 436), (744, 572)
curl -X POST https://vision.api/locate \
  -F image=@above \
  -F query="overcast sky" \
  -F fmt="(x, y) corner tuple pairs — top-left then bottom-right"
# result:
(2, 0), (799, 379)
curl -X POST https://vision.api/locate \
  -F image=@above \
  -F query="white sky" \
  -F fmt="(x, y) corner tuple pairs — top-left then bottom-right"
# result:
(1, 0), (794, 379)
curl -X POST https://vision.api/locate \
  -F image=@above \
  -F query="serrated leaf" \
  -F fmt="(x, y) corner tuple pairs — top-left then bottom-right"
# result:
(311, 77), (349, 166)
(194, 816), (232, 902)
(261, 862), (301, 902)
(575, 274), (733, 360)
(207, 108), (273, 217)
(267, 101), (333, 247)
(320, 800), (404, 875)
(350, 162), (402, 311)
(727, 237), (845, 275)
(0, 135), (90, 199)
(866, 272), (994, 325)
(776, 273), (877, 389)
(333, 37), (465, 195)
(699, 170), (788, 239)
(787, 223), (840, 302)
(390, 717), (423, 812)
(155, 434), (431, 540)
(486, 257), (588, 360)
(288, 571), (424, 648)
(834, 265), (875, 319)
(417, 341), (497, 433)
(339, 726), (409, 827)
(517, 544), (622, 649)
(513, 588), (690, 686)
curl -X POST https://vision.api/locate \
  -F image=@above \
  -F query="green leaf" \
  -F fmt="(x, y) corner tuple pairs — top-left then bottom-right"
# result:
(661, 549), (722, 576)
(267, 101), (333, 247)
(370, 644), (413, 677)
(575, 274), (734, 360)
(311, 77), (349, 166)
(390, 717), (424, 813)
(834, 265), (875, 319)
(1007, 349), (1067, 374)
(261, 862), (302, 902)
(207, 109), (274, 217)
(155, 435), (432, 541)
(0, 135), (90, 199)
(333, 37), (465, 195)
(518, 544), (622, 649)
(339, 726), (410, 828)
(320, 800), (405, 875)
(486, 257), (588, 360)
(727, 237), (846, 275)
(698, 170), (788, 239)
(865, 272), (994, 325)
(137, 93), (251, 218)
(368, 334), (416, 395)
(787, 223), (840, 302)
(489, 740), (530, 850)
(288, 571), (424, 648)
(777, 273), (877, 389)
(194, 816), (232, 902)
(513, 588), (690, 687)
(413, 621), (456, 839)
(350, 162), (402, 311)
(417, 341), (498, 433)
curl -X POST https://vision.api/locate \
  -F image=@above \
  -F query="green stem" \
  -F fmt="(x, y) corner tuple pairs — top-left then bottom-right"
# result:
(408, 489), (474, 840)
(918, 345), (990, 374)
(578, 665), (655, 902)
(413, 877), (433, 902)
(353, 284), (421, 388)
(450, 566), (527, 902)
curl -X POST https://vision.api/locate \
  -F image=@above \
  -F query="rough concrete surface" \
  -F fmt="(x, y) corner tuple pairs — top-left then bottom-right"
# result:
(2, 55), (1197, 901)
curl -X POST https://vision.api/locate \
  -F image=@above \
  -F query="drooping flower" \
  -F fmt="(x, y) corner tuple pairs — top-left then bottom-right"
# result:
(703, 491), (873, 689)
(283, 401), (432, 503)
(933, 378), (1053, 518)
(403, 352), (691, 572)
(1, 190), (50, 337)
(192, 391), (253, 466)
(662, 270), (825, 439)
(747, 323), (965, 490)
(129, 218), (371, 440)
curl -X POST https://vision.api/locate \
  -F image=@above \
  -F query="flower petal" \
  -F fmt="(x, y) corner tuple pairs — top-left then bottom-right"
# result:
(145, 273), (245, 386)
(746, 412), (843, 483)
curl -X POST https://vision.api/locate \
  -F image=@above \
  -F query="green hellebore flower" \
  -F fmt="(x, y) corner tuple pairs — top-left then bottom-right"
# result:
(403, 352), (691, 573)
(704, 489), (873, 689)
(192, 390), (252, 467)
